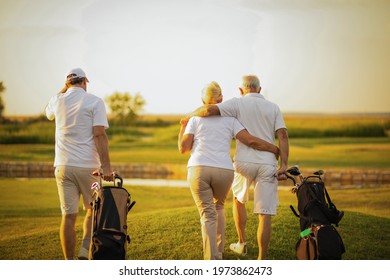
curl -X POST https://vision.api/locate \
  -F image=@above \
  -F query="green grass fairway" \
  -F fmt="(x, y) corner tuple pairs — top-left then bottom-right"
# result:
(1, 113), (390, 168)
(1, 137), (390, 168)
(0, 178), (389, 260)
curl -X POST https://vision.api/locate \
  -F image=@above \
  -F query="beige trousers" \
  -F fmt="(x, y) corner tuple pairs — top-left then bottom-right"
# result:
(187, 166), (234, 260)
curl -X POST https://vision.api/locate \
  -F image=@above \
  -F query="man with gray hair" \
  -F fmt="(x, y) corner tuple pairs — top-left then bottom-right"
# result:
(46, 68), (114, 260)
(185, 75), (289, 260)
(179, 81), (279, 260)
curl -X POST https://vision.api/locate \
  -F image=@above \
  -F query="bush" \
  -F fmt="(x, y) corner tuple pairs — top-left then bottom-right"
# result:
(287, 124), (386, 138)
(323, 124), (386, 137)
(0, 120), (55, 144)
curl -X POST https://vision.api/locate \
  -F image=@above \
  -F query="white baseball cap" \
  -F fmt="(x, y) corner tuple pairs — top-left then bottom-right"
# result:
(66, 68), (89, 82)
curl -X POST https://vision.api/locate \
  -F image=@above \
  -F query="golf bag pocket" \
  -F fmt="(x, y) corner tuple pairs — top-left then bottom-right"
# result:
(296, 225), (345, 260)
(296, 179), (343, 230)
(296, 235), (316, 260)
(91, 230), (127, 260)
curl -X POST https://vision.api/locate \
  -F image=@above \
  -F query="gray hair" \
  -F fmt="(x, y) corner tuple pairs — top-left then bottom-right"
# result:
(242, 75), (261, 91)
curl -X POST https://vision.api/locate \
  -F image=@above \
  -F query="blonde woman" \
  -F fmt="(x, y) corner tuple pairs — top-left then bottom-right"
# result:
(178, 81), (278, 260)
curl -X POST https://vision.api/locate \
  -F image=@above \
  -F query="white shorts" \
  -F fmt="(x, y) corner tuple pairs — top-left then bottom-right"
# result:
(232, 162), (278, 215)
(55, 166), (98, 214)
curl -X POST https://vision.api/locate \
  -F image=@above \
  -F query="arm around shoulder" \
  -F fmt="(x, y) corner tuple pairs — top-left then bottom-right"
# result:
(235, 130), (279, 158)
(186, 104), (220, 119)
(178, 122), (194, 154)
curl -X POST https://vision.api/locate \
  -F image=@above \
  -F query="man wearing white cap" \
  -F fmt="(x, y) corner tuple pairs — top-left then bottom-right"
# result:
(46, 68), (114, 260)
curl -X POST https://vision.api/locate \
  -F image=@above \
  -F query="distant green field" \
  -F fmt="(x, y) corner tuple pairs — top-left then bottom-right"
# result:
(0, 114), (389, 169)
(1, 137), (389, 169)
(1, 113), (390, 144)
(0, 178), (389, 260)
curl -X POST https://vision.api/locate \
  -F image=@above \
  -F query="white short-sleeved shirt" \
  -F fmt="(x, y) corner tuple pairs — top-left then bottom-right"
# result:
(217, 93), (286, 165)
(184, 116), (245, 170)
(45, 87), (109, 168)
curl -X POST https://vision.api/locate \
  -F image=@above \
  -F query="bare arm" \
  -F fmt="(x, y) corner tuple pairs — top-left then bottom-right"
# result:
(59, 81), (71, 94)
(178, 123), (194, 154)
(275, 128), (289, 180)
(235, 130), (279, 159)
(93, 126), (113, 181)
(59, 85), (68, 94)
(182, 104), (221, 123)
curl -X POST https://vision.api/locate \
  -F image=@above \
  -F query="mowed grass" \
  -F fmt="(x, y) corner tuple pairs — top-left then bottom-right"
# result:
(287, 138), (390, 169)
(1, 137), (389, 169)
(0, 178), (389, 260)
(283, 113), (389, 129)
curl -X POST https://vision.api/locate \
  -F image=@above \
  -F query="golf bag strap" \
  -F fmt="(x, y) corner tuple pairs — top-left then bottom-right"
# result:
(307, 186), (341, 226)
(323, 186), (340, 226)
(92, 196), (100, 233)
(324, 186), (336, 208)
(305, 176), (335, 208)
(305, 180), (319, 201)
(127, 201), (136, 213)
(305, 181), (334, 210)
(289, 205), (300, 218)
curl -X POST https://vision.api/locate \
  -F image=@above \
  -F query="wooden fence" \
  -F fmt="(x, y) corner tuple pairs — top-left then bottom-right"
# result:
(0, 162), (389, 188)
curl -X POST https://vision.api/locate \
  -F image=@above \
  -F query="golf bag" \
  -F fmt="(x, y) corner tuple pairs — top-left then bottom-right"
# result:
(89, 174), (136, 260)
(288, 169), (345, 260)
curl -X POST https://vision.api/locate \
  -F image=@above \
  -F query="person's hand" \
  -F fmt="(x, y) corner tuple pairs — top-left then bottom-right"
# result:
(102, 172), (115, 182)
(92, 169), (100, 177)
(275, 166), (287, 181)
(180, 117), (190, 127)
(59, 82), (69, 94)
(92, 169), (115, 182)
(102, 167), (115, 182)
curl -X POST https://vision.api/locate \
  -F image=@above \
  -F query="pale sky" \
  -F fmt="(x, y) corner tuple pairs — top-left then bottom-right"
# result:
(0, 0), (389, 116)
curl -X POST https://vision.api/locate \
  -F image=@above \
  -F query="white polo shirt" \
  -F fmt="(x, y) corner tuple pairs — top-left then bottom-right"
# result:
(184, 116), (245, 170)
(217, 93), (286, 165)
(45, 87), (109, 168)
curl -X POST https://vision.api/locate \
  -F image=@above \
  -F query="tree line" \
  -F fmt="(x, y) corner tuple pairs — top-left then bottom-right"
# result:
(0, 81), (146, 124)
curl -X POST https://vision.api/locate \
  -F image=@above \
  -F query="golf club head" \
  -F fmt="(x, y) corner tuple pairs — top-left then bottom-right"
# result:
(313, 170), (324, 176)
(287, 165), (301, 176)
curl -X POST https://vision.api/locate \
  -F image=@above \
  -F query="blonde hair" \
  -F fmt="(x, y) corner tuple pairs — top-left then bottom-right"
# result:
(201, 81), (222, 104)
(242, 75), (261, 91)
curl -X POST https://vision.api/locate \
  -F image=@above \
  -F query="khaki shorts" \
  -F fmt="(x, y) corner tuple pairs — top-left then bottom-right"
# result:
(55, 166), (98, 214)
(232, 162), (278, 215)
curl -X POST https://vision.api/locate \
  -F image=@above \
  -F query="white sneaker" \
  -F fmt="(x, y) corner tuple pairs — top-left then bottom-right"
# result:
(78, 247), (89, 260)
(229, 242), (247, 256)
